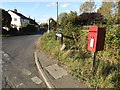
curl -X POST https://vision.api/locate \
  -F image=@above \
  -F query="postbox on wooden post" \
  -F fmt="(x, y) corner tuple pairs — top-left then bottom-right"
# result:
(88, 26), (106, 74)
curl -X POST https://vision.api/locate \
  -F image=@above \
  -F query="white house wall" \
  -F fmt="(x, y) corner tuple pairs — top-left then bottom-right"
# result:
(8, 11), (21, 28)
(8, 11), (30, 30)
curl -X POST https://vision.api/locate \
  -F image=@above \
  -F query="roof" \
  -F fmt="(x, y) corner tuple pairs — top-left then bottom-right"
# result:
(8, 10), (39, 26)
(29, 18), (39, 26)
(8, 10), (28, 19)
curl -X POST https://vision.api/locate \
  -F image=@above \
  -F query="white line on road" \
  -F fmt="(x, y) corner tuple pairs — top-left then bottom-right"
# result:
(2, 51), (5, 54)
(2, 51), (10, 61)
(34, 52), (55, 88)
(22, 69), (31, 76)
(16, 83), (24, 88)
(3, 53), (9, 58)
(31, 76), (42, 84)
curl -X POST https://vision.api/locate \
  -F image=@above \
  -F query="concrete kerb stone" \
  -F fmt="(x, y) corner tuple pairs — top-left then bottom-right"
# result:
(34, 52), (56, 89)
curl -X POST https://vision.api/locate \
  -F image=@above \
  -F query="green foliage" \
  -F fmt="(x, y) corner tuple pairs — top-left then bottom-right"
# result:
(59, 11), (106, 27)
(8, 28), (18, 35)
(68, 11), (77, 17)
(40, 23), (48, 30)
(97, 1), (119, 24)
(58, 12), (68, 26)
(39, 1), (119, 88)
(97, 2), (115, 19)
(64, 16), (80, 26)
(98, 25), (120, 63)
(1, 8), (12, 28)
(58, 11), (80, 28)
(79, 12), (106, 25)
(21, 23), (38, 33)
(49, 18), (57, 31)
(2, 23), (39, 37)
(39, 24), (119, 88)
(40, 31), (59, 51)
(79, 0), (96, 13)
(2, 28), (18, 36)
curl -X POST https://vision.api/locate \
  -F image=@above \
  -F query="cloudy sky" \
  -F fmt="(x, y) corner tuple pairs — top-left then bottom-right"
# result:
(0, 1), (102, 24)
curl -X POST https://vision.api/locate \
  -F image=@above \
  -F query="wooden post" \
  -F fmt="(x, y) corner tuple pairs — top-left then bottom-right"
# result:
(60, 34), (63, 44)
(93, 52), (97, 75)
(47, 20), (50, 33)
(55, 35), (57, 40)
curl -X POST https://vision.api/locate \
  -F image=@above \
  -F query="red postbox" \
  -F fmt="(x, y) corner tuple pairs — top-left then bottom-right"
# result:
(88, 26), (106, 52)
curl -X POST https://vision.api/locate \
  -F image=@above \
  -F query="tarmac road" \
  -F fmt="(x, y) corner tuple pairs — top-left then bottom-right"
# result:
(1, 31), (47, 88)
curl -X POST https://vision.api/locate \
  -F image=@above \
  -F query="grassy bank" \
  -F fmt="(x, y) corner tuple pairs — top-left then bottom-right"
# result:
(37, 25), (119, 88)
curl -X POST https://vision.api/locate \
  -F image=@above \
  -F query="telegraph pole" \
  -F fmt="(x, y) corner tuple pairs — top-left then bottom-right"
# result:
(47, 20), (50, 33)
(56, 1), (58, 31)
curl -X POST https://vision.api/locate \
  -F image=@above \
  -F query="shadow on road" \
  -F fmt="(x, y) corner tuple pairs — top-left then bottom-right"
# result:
(1, 30), (47, 38)
(23, 30), (47, 36)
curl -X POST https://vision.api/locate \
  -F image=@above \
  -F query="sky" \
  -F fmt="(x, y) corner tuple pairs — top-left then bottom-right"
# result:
(0, 1), (102, 24)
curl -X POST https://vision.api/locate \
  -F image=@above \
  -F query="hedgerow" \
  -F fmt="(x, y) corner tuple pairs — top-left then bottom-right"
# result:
(38, 23), (119, 88)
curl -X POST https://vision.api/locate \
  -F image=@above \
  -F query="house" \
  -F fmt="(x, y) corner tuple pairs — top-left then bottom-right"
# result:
(29, 18), (40, 31)
(8, 9), (30, 30)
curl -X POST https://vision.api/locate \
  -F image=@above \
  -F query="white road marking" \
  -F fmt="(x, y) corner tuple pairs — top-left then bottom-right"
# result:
(22, 69), (31, 76)
(2, 51), (10, 61)
(7, 58), (10, 61)
(16, 83), (24, 88)
(2, 51), (5, 54)
(3, 53), (9, 58)
(13, 76), (17, 79)
(0, 59), (2, 65)
(31, 76), (42, 84)
(2, 61), (4, 64)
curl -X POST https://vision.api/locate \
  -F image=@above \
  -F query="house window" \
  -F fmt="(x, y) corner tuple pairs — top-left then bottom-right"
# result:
(14, 18), (17, 21)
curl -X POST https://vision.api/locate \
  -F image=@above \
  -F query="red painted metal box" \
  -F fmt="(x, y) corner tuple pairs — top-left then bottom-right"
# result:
(88, 26), (106, 52)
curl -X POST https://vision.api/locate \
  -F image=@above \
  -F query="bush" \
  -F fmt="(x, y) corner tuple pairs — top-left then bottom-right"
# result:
(18, 23), (38, 34)
(2, 28), (18, 35)
(2, 28), (8, 34)
(79, 12), (106, 25)
(8, 28), (18, 35)
(1, 23), (39, 37)
(38, 24), (119, 88)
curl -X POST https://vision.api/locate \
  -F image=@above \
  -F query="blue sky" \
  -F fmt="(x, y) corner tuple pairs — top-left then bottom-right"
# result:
(0, 1), (102, 24)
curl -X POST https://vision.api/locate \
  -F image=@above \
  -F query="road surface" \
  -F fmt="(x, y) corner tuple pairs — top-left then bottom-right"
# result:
(1, 32), (47, 88)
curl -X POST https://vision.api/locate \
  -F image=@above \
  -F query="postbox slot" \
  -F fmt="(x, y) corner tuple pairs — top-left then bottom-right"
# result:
(91, 37), (94, 38)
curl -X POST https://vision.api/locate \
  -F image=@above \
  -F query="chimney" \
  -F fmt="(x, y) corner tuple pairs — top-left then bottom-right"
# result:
(28, 16), (30, 19)
(14, 9), (17, 12)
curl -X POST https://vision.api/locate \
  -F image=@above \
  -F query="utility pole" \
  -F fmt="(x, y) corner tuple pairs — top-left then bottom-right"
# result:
(47, 20), (50, 33)
(56, 1), (58, 31)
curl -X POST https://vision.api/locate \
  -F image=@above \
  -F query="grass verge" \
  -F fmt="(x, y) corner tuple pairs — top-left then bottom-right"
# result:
(37, 29), (119, 88)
